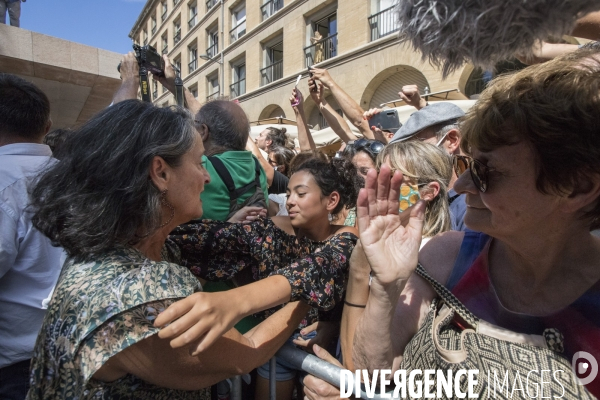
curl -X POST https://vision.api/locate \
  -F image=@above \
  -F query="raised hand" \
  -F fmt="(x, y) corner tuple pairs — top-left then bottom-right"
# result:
(309, 67), (334, 89)
(151, 54), (178, 93)
(290, 87), (304, 109)
(356, 164), (425, 286)
(308, 78), (324, 104)
(399, 84), (427, 110)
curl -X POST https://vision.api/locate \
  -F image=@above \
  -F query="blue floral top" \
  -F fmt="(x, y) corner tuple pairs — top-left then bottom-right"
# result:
(26, 244), (211, 400)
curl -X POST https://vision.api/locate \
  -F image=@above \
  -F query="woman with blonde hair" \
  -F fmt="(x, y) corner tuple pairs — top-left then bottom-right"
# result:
(377, 140), (452, 246)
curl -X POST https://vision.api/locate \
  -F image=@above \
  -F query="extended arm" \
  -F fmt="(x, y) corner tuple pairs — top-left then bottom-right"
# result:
(308, 78), (357, 143)
(246, 137), (275, 186)
(112, 52), (140, 104)
(153, 55), (202, 115)
(571, 11), (600, 40)
(309, 67), (374, 139)
(291, 88), (317, 151)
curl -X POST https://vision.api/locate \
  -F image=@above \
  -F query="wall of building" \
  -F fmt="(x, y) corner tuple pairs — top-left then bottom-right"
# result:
(130, 0), (468, 128)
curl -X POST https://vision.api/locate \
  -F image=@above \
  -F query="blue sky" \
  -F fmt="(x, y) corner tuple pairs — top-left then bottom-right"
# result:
(19, 0), (147, 54)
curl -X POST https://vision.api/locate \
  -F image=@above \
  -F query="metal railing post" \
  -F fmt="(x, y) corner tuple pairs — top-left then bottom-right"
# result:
(231, 375), (242, 400)
(269, 356), (277, 400)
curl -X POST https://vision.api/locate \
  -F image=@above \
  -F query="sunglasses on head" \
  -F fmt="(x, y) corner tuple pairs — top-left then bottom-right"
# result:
(452, 155), (495, 193)
(352, 138), (385, 157)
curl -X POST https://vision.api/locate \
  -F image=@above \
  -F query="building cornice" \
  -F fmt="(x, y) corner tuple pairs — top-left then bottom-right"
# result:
(130, 0), (159, 39)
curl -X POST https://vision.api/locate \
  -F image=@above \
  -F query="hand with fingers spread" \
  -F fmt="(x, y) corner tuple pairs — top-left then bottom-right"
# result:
(154, 290), (245, 355)
(303, 345), (345, 400)
(356, 164), (426, 286)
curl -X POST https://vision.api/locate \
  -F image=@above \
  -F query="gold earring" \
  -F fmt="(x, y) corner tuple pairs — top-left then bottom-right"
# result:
(159, 189), (175, 228)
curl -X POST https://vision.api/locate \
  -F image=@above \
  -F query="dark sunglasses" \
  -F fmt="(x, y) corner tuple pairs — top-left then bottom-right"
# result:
(452, 155), (495, 193)
(352, 138), (385, 156)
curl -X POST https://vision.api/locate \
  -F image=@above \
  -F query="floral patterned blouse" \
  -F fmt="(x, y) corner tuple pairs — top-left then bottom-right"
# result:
(169, 217), (358, 328)
(26, 245), (211, 400)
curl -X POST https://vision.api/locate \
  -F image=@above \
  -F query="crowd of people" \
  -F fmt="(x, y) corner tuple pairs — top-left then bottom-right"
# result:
(1, 4), (600, 400)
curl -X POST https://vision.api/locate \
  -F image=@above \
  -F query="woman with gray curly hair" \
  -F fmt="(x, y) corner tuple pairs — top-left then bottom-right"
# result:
(26, 100), (311, 400)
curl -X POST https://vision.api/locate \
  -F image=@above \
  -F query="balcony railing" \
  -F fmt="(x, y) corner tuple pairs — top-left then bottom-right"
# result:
(153, 90), (158, 99)
(207, 90), (220, 101)
(174, 30), (181, 45)
(304, 33), (337, 68)
(188, 14), (197, 29)
(161, 9), (168, 21)
(230, 78), (246, 98)
(260, 60), (283, 86)
(162, 46), (169, 54)
(206, 0), (217, 11)
(229, 20), (246, 43)
(368, 6), (400, 41)
(206, 41), (218, 58)
(189, 58), (197, 73)
(261, 0), (283, 21)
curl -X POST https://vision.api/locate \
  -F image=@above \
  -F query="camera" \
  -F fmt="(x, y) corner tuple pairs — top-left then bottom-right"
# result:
(117, 44), (165, 76)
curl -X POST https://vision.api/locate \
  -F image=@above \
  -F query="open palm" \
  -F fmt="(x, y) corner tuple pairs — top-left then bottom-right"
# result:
(356, 165), (425, 286)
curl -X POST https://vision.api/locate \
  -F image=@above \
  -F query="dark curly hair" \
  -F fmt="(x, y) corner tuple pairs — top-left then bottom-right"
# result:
(29, 100), (197, 261)
(294, 157), (364, 218)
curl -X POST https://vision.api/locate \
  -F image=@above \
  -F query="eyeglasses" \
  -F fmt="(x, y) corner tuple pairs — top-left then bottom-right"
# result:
(351, 138), (385, 157)
(452, 155), (495, 193)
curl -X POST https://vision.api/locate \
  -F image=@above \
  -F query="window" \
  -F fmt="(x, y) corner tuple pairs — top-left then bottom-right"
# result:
(230, 3), (246, 43)
(207, 27), (219, 57)
(143, 30), (148, 46)
(189, 84), (198, 98)
(230, 62), (246, 98)
(207, 73), (220, 100)
(261, 0), (283, 21)
(305, 12), (337, 67)
(261, 39), (283, 86)
(188, 2), (198, 28)
(188, 44), (198, 73)
(161, 1), (168, 21)
(151, 16), (157, 35)
(206, 0), (217, 12)
(369, 0), (400, 41)
(173, 18), (182, 45)
(174, 55), (182, 75)
(152, 80), (158, 99)
(161, 34), (169, 54)
(173, 0), (180, 6)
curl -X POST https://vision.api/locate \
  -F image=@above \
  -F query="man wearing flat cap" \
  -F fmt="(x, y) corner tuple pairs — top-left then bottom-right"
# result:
(390, 102), (468, 231)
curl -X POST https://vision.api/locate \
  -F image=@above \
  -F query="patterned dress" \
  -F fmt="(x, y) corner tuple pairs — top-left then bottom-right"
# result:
(27, 244), (211, 400)
(170, 217), (358, 328)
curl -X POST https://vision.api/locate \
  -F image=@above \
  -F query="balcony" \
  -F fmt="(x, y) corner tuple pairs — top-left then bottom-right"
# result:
(161, 10), (168, 21)
(207, 91), (220, 101)
(206, 41), (219, 58)
(188, 14), (197, 29)
(230, 78), (246, 98)
(206, 0), (217, 11)
(229, 20), (246, 43)
(260, 60), (283, 86)
(369, 6), (400, 41)
(261, 0), (283, 21)
(304, 33), (337, 68)
(189, 58), (197, 73)
(174, 30), (181, 45)
(162, 46), (169, 54)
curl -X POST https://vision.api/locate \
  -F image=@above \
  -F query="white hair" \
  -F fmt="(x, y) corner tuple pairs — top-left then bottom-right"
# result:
(394, 0), (600, 77)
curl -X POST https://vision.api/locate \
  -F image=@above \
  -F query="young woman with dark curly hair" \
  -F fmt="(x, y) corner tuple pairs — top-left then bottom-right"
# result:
(164, 156), (363, 400)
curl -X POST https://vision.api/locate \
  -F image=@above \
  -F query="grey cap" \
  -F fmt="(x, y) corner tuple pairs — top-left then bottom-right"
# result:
(389, 102), (465, 143)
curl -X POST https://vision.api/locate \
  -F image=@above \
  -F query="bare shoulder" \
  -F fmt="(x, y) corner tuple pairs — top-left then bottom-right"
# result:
(418, 230), (465, 286)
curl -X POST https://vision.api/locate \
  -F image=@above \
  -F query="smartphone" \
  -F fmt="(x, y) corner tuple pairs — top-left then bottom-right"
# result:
(368, 109), (401, 132)
(399, 183), (420, 213)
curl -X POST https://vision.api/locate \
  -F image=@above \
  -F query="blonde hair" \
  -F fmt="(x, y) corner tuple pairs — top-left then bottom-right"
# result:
(378, 141), (452, 237)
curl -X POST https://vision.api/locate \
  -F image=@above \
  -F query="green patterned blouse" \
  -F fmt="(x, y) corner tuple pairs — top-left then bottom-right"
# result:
(26, 244), (211, 400)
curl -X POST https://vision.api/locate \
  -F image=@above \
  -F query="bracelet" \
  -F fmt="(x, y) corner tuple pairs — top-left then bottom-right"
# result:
(344, 299), (366, 308)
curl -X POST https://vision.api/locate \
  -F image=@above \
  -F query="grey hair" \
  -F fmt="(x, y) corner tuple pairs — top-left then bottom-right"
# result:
(432, 120), (459, 140)
(30, 100), (198, 261)
(196, 100), (249, 151)
(394, 0), (600, 77)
